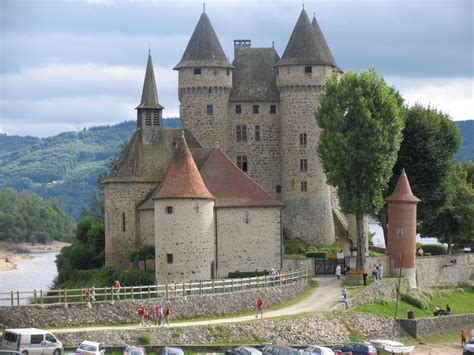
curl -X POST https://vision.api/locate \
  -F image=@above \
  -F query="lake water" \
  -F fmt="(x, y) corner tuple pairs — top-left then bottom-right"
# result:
(369, 223), (438, 248)
(0, 252), (58, 295)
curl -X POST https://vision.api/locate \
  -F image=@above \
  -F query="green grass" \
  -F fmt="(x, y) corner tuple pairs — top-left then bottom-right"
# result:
(353, 287), (474, 318)
(404, 331), (459, 345)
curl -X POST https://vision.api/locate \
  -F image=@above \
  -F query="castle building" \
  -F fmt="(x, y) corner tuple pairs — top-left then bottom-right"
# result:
(104, 9), (356, 282)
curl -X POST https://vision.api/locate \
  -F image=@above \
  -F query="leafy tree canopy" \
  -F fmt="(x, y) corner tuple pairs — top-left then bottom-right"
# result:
(128, 244), (155, 271)
(316, 68), (404, 270)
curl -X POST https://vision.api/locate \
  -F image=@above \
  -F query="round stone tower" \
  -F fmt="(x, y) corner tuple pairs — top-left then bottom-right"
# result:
(385, 169), (420, 289)
(174, 11), (233, 150)
(275, 9), (337, 246)
(153, 134), (215, 283)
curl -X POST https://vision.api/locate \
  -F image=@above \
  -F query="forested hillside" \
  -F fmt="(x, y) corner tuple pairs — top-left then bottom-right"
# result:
(0, 119), (181, 219)
(456, 120), (474, 162)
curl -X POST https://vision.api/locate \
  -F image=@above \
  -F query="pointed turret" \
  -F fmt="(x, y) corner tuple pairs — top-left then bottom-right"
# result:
(136, 52), (163, 110)
(174, 12), (232, 69)
(311, 14), (337, 67)
(155, 134), (213, 200)
(385, 169), (421, 203)
(276, 9), (335, 67)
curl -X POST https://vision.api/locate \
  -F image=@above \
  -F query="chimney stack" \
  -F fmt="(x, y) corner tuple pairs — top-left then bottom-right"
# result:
(234, 39), (251, 58)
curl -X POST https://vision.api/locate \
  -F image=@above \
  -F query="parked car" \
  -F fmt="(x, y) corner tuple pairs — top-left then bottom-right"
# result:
(1, 328), (64, 355)
(338, 343), (376, 355)
(75, 341), (105, 355)
(302, 345), (335, 355)
(464, 338), (474, 355)
(225, 346), (263, 355)
(261, 345), (300, 355)
(156, 347), (184, 355)
(123, 346), (146, 355)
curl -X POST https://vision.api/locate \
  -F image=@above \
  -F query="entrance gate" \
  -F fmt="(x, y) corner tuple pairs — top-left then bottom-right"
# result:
(315, 257), (347, 275)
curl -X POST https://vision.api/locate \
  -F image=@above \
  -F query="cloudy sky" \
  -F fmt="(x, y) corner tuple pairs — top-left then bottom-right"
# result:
(1, 0), (472, 137)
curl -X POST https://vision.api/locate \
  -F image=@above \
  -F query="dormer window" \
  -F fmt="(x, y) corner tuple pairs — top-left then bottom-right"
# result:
(194, 68), (201, 75)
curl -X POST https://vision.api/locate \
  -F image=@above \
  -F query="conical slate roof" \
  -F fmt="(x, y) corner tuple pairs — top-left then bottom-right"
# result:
(276, 9), (336, 67)
(136, 52), (164, 109)
(154, 134), (213, 200)
(174, 12), (232, 69)
(311, 14), (337, 67)
(385, 169), (421, 203)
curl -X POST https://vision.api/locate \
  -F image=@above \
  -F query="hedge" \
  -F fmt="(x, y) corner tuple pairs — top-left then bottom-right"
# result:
(228, 270), (269, 278)
(401, 292), (428, 310)
(306, 251), (327, 259)
(420, 244), (447, 256)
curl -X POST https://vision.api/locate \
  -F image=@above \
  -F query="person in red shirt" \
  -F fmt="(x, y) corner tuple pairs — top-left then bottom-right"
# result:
(137, 304), (144, 325)
(113, 280), (121, 300)
(255, 296), (265, 318)
(461, 329), (466, 346)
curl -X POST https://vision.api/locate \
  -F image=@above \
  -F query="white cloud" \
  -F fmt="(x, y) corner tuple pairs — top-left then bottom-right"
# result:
(385, 76), (474, 120)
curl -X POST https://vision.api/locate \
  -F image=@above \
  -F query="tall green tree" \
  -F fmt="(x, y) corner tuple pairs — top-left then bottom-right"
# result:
(429, 162), (474, 253)
(128, 244), (155, 271)
(379, 104), (461, 245)
(316, 68), (404, 271)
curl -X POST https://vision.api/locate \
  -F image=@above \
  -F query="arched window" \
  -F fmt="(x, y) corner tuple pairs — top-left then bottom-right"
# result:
(122, 212), (126, 232)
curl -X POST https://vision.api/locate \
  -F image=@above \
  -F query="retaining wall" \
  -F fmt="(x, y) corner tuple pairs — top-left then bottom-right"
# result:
(416, 253), (474, 288)
(398, 313), (474, 337)
(0, 278), (309, 328)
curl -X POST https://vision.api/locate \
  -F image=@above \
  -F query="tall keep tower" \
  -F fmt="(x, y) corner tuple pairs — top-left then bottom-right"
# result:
(275, 10), (337, 245)
(385, 169), (420, 289)
(174, 12), (233, 150)
(137, 52), (164, 144)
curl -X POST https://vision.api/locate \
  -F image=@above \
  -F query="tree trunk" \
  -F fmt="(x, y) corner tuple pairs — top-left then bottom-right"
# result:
(379, 205), (388, 248)
(356, 212), (366, 271)
(144, 260), (147, 271)
(447, 234), (452, 255)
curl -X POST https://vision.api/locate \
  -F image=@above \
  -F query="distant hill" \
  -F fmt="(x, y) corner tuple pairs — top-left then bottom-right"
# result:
(0, 118), (181, 219)
(456, 120), (474, 162)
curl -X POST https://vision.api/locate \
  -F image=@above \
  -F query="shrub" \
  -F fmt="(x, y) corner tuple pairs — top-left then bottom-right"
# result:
(136, 334), (151, 345)
(401, 292), (428, 310)
(424, 252), (432, 256)
(306, 251), (327, 259)
(284, 237), (308, 255)
(420, 244), (447, 255)
(228, 270), (269, 278)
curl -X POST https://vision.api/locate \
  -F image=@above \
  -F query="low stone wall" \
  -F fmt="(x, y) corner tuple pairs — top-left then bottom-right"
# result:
(349, 278), (409, 307)
(0, 279), (309, 328)
(416, 253), (474, 288)
(398, 313), (474, 337)
(54, 312), (406, 347)
(282, 257), (315, 275)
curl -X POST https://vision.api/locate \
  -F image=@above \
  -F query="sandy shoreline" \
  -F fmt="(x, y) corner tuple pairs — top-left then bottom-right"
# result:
(0, 241), (70, 271)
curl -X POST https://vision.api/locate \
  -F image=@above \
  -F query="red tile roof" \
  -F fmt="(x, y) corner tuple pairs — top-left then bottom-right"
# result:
(154, 134), (213, 200)
(385, 169), (420, 203)
(199, 148), (284, 207)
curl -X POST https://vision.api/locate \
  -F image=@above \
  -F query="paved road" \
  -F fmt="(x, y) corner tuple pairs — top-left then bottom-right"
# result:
(52, 276), (343, 333)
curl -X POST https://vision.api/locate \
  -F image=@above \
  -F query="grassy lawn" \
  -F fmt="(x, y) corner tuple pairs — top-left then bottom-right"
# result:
(404, 331), (459, 345)
(353, 287), (474, 318)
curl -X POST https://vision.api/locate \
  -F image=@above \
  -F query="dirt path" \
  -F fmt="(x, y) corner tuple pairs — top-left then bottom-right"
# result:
(412, 342), (460, 354)
(52, 276), (343, 334)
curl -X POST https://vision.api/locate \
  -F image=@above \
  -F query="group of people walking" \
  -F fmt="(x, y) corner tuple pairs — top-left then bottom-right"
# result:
(137, 303), (171, 326)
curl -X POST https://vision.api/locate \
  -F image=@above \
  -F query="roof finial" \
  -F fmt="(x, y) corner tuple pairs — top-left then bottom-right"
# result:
(313, 11), (315, 19)
(203, 2), (205, 12)
(272, 41), (274, 48)
(148, 43), (151, 56)
(302, 3), (304, 10)
(401, 168), (406, 176)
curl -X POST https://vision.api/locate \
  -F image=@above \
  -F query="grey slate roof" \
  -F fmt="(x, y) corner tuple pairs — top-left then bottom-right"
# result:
(174, 12), (232, 69)
(276, 9), (336, 67)
(229, 47), (280, 102)
(311, 15), (337, 68)
(136, 53), (164, 109)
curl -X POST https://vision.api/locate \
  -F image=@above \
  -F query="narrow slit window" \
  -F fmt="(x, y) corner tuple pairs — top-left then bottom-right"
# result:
(166, 254), (173, 264)
(122, 212), (126, 232)
(255, 125), (261, 142)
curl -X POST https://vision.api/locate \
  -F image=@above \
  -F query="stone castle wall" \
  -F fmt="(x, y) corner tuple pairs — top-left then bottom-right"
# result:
(416, 253), (474, 287)
(154, 198), (215, 283)
(277, 65), (335, 246)
(216, 207), (281, 278)
(105, 182), (156, 267)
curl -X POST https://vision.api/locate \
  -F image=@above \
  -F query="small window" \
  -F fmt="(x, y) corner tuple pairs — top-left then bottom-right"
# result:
(276, 67), (279, 75)
(214, 68), (217, 75)
(245, 211), (250, 224)
(194, 68), (201, 75)
(253, 105), (259, 114)
(270, 105), (277, 114)
(31, 335), (44, 344)
(235, 105), (242, 114)
(122, 212), (126, 232)
(305, 66), (312, 73)
(166, 206), (173, 214)
(255, 125), (261, 142)
(166, 254), (173, 264)
(276, 185), (282, 193)
(301, 181), (308, 192)
(236, 125), (247, 142)
(300, 133), (307, 147)
(207, 105), (213, 115)
(300, 159), (308, 172)
(397, 228), (403, 237)
(226, 68), (230, 76)
(237, 155), (248, 172)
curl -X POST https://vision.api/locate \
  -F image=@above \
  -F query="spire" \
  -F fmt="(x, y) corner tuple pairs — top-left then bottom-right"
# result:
(385, 169), (421, 203)
(154, 135), (214, 200)
(276, 9), (336, 67)
(174, 12), (232, 69)
(136, 52), (164, 109)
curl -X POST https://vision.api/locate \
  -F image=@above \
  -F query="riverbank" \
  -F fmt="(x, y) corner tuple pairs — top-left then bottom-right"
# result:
(0, 241), (69, 271)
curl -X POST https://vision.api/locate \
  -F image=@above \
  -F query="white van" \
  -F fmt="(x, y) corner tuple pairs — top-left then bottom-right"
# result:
(1, 328), (63, 355)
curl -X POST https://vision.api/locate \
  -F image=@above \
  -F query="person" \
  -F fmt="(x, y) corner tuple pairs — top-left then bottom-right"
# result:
(335, 264), (342, 280)
(138, 304), (145, 325)
(433, 304), (441, 316)
(113, 280), (121, 300)
(143, 306), (149, 326)
(372, 264), (378, 281)
(270, 269), (277, 286)
(362, 272), (368, 286)
(169, 281), (176, 297)
(255, 296), (265, 318)
(445, 304), (451, 315)
(461, 329), (466, 346)
(155, 304), (163, 326)
(378, 264), (384, 280)
(84, 288), (91, 306)
(163, 305), (170, 326)
(341, 287), (348, 308)
(90, 285), (96, 303)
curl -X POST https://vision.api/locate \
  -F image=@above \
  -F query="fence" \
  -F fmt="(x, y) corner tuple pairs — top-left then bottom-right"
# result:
(0, 270), (309, 307)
